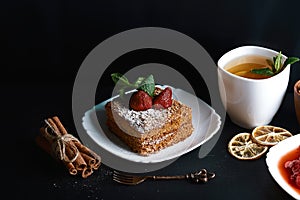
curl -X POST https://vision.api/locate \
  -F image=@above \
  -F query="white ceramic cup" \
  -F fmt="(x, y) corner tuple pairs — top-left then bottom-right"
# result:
(217, 46), (290, 129)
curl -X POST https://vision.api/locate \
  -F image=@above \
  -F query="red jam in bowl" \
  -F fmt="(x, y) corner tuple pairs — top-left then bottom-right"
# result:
(278, 146), (300, 194)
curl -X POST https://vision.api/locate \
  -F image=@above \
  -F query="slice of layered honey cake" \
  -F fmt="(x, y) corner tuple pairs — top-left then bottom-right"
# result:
(104, 73), (194, 156)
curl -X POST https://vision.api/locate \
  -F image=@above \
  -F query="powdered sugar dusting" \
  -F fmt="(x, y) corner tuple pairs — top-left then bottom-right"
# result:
(111, 101), (170, 133)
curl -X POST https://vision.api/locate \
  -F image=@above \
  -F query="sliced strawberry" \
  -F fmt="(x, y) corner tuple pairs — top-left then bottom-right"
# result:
(129, 90), (153, 111)
(153, 87), (172, 109)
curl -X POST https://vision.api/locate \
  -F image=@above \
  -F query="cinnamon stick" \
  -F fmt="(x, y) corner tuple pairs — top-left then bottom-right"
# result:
(46, 118), (59, 134)
(52, 116), (68, 135)
(48, 117), (87, 171)
(38, 128), (78, 175)
(52, 116), (101, 169)
(81, 152), (96, 167)
(73, 140), (101, 170)
(64, 161), (78, 175)
(35, 132), (77, 175)
(82, 167), (93, 178)
(36, 116), (101, 178)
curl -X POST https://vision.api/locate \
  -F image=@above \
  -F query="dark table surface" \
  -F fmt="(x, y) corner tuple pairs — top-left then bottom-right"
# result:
(5, 80), (300, 200)
(3, 0), (300, 199)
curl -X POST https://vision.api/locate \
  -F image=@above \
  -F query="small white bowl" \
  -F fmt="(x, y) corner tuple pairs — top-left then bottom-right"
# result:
(266, 134), (300, 199)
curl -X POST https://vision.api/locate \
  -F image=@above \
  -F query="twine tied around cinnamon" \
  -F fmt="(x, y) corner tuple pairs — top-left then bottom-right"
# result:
(44, 119), (79, 163)
(36, 116), (101, 178)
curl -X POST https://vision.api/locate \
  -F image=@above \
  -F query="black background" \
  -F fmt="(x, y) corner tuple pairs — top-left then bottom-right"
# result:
(3, 0), (300, 89)
(3, 0), (300, 200)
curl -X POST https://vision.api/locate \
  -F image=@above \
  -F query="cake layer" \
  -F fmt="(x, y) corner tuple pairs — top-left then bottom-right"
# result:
(105, 99), (189, 138)
(105, 96), (194, 155)
(104, 86), (194, 155)
(106, 118), (194, 155)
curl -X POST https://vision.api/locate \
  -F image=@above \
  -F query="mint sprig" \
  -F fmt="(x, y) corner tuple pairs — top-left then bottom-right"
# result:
(251, 68), (274, 76)
(136, 74), (155, 97)
(111, 73), (155, 97)
(251, 51), (299, 76)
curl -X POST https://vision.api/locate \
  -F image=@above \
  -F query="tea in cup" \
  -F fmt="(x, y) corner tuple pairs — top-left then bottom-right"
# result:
(218, 46), (290, 129)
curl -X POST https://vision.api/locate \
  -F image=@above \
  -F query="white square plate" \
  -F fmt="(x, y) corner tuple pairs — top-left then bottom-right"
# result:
(81, 86), (221, 163)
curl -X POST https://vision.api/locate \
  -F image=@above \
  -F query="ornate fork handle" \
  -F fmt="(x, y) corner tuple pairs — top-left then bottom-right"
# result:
(186, 169), (216, 183)
(113, 169), (216, 185)
(151, 169), (215, 183)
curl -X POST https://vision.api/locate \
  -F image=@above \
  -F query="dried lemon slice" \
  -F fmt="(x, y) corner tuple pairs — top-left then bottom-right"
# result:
(228, 133), (268, 160)
(251, 125), (292, 146)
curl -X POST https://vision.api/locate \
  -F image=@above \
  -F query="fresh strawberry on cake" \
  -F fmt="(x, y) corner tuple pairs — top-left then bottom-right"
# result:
(105, 73), (194, 156)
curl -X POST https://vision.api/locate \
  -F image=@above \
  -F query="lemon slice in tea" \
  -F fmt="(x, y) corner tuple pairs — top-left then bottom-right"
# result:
(251, 125), (292, 146)
(228, 133), (268, 160)
(235, 70), (248, 77)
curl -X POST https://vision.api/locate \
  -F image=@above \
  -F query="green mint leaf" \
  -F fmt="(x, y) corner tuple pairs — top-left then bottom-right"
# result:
(266, 59), (275, 72)
(137, 74), (155, 97)
(273, 57), (276, 66)
(251, 68), (274, 76)
(133, 77), (145, 87)
(118, 88), (125, 98)
(253, 52), (299, 77)
(111, 73), (131, 87)
(284, 57), (300, 66)
(111, 73), (156, 97)
(278, 56), (299, 74)
(274, 51), (282, 72)
(111, 73), (133, 98)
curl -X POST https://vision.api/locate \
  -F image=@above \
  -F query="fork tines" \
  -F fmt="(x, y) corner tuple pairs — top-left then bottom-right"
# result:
(112, 171), (143, 185)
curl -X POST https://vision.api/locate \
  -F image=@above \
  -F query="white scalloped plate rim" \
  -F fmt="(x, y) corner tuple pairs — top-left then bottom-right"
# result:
(81, 85), (221, 163)
(265, 133), (300, 199)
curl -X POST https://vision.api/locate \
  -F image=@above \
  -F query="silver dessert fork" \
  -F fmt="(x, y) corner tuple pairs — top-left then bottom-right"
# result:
(113, 169), (215, 185)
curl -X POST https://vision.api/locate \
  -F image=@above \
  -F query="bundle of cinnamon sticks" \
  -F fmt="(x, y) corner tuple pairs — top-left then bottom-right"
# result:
(36, 116), (101, 178)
